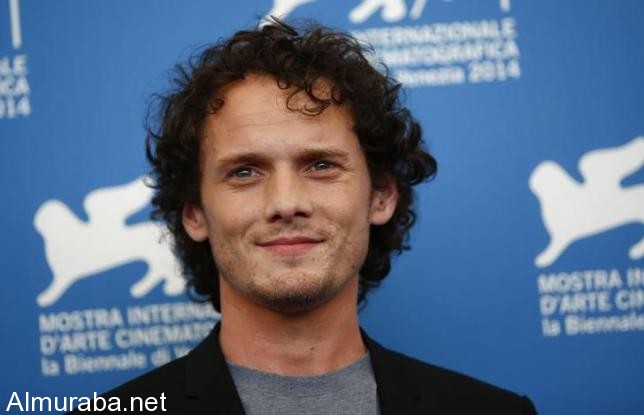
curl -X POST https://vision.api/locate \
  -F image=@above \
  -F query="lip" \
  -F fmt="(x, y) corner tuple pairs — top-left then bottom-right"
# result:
(257, 236), (323, 256)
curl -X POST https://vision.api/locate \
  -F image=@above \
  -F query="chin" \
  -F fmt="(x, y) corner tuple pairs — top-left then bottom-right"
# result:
(251, 275), (341, 314)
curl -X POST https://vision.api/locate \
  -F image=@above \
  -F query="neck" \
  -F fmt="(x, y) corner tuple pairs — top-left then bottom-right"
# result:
(218, 277), (366, 376)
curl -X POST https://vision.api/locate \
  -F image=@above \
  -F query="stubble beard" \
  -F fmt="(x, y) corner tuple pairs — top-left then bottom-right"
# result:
(213, 220), (370, 314)
(219, 257), (350, 314)
(215, 240), (365, 314)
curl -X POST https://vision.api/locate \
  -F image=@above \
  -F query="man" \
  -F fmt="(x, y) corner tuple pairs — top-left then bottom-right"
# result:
(74, 20), (536, 414)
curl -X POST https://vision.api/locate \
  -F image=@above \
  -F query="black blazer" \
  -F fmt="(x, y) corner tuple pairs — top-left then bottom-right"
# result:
(71, 324), (536, 414)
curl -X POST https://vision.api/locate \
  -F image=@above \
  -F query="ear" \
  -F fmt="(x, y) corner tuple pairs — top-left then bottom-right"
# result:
(369, 176), (398, 226)
(182, 203), (209, 242)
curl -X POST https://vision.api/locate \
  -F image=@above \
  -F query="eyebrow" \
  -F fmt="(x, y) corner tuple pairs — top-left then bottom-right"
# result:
(214, 148), (352, 170)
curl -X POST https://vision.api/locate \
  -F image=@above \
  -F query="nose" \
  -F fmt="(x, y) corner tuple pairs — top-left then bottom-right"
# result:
(263, 166), (313, 222)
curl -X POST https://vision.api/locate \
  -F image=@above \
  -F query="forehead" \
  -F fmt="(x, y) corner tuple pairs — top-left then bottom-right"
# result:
(202, 74), (357, 154)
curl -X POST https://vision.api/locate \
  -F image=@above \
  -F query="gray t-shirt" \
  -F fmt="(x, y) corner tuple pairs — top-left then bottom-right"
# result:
(227, 353), (381, 415)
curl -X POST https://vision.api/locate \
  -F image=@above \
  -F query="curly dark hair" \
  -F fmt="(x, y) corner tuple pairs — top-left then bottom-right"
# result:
(146, 19), (437, 312)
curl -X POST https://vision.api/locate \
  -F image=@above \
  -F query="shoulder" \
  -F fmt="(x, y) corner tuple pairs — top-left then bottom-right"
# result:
(396, 348), (534, 409)
(365, 335), (537, 414)
(67, 324), (241, 414)
(105, 354), (188, 399)
(66, 356), (189, 414)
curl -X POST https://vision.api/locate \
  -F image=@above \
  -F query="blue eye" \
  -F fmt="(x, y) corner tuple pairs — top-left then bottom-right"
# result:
(312, 160), (332, 171)
(231, 167), (256, 178)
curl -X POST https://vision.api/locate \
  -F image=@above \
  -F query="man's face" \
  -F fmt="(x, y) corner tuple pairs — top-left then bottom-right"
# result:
(183, 74), (397, 313)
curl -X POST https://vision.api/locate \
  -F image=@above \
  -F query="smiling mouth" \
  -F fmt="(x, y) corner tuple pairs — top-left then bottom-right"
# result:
(257, 237), (323, 256)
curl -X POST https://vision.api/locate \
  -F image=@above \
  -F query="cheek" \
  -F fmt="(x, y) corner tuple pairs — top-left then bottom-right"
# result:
(318, 189), (372, 234)
(205, 196), (259, 242)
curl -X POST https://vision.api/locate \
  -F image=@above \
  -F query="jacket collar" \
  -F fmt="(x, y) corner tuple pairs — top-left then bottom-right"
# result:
(184, 322), (245, 414)
(184, 322), (420, 414)
(361, 329), (423, 414)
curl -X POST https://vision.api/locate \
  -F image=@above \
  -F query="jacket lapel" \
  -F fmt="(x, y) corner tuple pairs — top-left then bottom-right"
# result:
(184, 322), (245, 414)
(363, 330), (423, 415)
